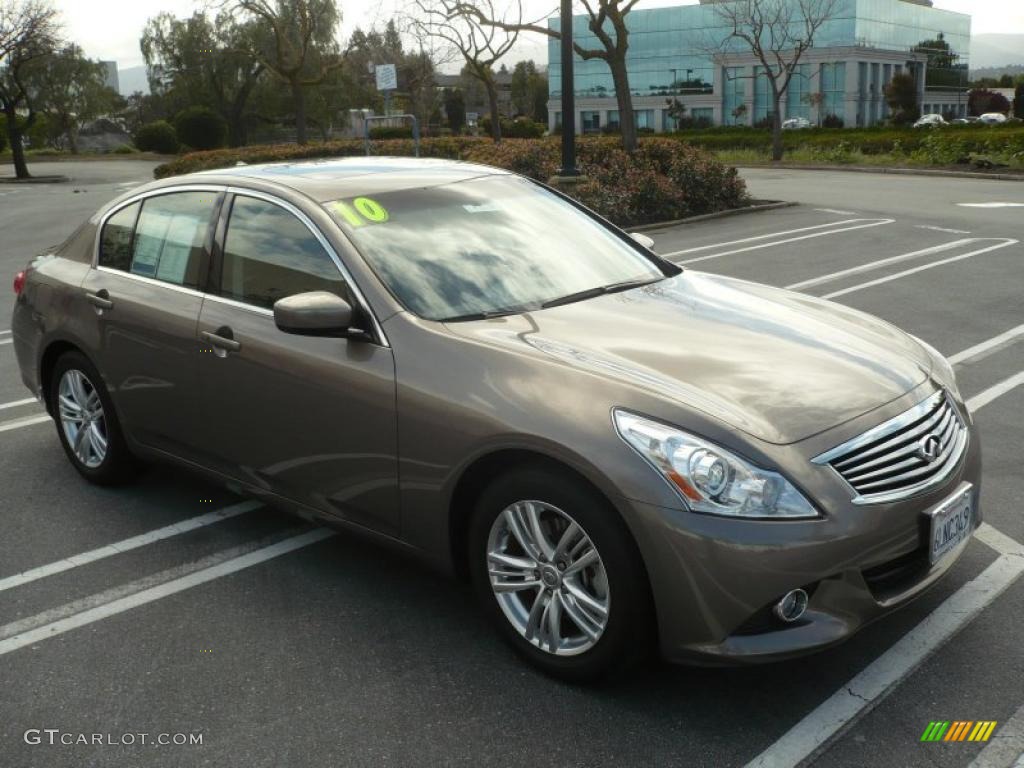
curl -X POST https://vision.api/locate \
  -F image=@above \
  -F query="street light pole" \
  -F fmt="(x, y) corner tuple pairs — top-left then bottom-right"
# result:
(559, 0), (578, 176)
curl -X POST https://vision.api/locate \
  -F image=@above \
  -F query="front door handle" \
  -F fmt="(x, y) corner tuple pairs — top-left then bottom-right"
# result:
(86, 290), (113, 311)
(201, 328), (241, 357)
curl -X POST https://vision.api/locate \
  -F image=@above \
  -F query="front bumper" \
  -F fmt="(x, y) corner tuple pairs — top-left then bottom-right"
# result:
(622, 400), (982, 666)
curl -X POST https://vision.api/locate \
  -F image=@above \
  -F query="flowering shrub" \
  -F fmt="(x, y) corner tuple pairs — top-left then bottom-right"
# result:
(154, 136), (748, 226)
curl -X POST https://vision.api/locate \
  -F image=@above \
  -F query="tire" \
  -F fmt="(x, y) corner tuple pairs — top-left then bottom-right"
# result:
(49, 350), (139, 486)
(468, 464), (654, 683)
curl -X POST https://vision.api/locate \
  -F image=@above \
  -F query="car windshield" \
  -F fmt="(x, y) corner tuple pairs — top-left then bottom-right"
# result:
(323, 175), (668, 321)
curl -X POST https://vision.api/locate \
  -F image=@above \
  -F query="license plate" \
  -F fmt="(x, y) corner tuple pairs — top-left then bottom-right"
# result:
(929, 486), (974, 564)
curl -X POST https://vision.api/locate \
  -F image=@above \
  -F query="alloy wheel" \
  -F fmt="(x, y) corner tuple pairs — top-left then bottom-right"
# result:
(486, 500), (610, 656)
(58, 369), (108, 469)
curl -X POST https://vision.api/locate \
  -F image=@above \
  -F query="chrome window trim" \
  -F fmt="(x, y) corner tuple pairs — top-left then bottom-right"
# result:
(95, 265), (207, 299)
(89, 183), (390, 347)
(812, 389), (969, 505)
(224, 186), (390, 347)
(91, 184), (227, 270)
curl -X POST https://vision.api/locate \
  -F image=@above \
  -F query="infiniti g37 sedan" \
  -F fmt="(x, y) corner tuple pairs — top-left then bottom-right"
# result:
(11, 158), (980, 682)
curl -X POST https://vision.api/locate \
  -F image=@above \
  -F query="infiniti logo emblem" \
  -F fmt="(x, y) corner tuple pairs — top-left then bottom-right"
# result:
(917, 434), (942, 463)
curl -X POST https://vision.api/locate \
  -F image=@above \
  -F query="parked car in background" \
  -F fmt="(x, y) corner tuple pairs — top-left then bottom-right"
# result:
(978, 113), (1008, 125)
(913, 114), (946, 128)
(782, 117), (811, 130)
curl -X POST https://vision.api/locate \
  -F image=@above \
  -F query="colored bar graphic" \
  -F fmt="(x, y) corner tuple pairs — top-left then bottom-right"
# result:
(921, 721), (997, 743)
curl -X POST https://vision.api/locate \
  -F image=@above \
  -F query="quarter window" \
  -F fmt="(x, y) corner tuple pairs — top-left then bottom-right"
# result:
(99, 202), (140, 271)
(218, 196), (346, 310)
(130, 192), (216, 287)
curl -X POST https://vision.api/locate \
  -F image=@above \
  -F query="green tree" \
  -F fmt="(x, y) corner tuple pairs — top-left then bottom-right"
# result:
(913, 33), (966, 90)
(227, 0), (343, 145)
(1014, 83), (1024, 119)
(510, 59), (547, 120)
(141, 11), (266, 147)
(0, 0), (61, 178)
(884, 71), (919, 125)
(443, 86), (465, 131)
(25, 44), (117, 152)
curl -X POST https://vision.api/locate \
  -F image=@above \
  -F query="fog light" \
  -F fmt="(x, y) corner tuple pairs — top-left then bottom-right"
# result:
(774, 589), (809, 623)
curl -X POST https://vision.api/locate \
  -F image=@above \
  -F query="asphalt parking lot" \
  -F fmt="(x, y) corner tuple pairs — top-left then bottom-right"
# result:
(1, 161), (1022, 767)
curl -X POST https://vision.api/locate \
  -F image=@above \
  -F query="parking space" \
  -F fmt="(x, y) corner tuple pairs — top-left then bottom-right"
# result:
(1, 164), (1022, 766)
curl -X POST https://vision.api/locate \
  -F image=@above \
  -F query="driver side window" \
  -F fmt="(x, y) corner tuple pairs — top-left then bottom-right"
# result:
(218, 195), (347, 310)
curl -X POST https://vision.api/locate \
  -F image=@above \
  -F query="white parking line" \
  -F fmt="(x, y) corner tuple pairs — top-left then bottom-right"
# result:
(967, 372), (1024, 413)
(814, 208), (858, 215)
(0, 338), (12, 346)
(958, 203), (1024, 208)
(746, 554), (1024, 768)
(0, 528), (335, 657)
(967, 703), (1024, 768)
(786, 238), (977, 291)
(676, 219), (895, 265)
(746, 379), (1024, 768)
(819, 239), (1019, 300)
(0, 397), (37, 411)
(950, 325), (1024, 366)
(0, 500), (262, 593)
(0, 413), (50, 433)
(917, 225), (971, 235)
(660, 219), (891, 259)
(0, 329), (11, 336)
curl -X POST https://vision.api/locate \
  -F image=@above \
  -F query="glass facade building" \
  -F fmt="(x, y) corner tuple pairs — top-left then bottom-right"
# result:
(548, 0), (970, 131)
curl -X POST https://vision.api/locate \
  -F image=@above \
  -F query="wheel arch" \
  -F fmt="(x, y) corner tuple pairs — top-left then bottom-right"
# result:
(39, 339), (84, 415)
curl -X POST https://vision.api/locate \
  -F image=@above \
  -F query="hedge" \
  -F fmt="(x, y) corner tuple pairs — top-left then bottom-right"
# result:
(134, 120), (179, 154)
(154, 136), (748, 227)
(173, 106), (228, 151)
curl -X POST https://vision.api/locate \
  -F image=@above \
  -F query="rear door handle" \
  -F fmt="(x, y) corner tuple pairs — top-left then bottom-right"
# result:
(201, 329), (241, 356)
(86, 290), (113, 310)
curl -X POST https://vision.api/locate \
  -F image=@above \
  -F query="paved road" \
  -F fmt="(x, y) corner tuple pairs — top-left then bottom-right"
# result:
(1, 162), (1022, 767)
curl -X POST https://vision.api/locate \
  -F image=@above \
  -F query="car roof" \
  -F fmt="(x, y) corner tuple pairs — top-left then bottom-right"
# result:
(190, 156), (511, 202)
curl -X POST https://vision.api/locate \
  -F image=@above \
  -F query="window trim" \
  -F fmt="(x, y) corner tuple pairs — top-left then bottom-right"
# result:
(92, 184), (389, 347)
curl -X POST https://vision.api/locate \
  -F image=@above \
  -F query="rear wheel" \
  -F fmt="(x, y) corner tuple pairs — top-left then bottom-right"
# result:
(50, 351), (139, 485)
(468, 465), (653, 682)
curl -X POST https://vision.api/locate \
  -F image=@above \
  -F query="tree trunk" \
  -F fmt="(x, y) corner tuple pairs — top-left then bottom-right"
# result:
(3, 106), (30, 179)
(609, 55), (637, 153)
(771, 94), (784, 161)
(68, 123), (79, 154)
(486, 81), (502, 143)
(292, 81), (307, 145)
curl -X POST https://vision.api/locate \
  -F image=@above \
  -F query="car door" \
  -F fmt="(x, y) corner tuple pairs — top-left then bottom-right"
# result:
(80, 188), (222, 456)
(195, 190), (400, 536)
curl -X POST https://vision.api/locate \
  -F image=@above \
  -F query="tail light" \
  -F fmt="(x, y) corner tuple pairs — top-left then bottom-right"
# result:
(13, 270), (26, 296)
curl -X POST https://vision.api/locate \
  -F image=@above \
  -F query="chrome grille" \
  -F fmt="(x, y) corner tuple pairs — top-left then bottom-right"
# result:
(813, 391), (967, 504)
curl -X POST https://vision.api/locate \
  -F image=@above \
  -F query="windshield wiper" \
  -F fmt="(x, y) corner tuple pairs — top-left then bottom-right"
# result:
(541, 277), (661, 310)
(439, 305), (536, 322)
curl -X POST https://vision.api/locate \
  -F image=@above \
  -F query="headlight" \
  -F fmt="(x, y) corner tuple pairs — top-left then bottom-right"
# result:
(910, 334), (960, 399)
(613, 410), (820, 519)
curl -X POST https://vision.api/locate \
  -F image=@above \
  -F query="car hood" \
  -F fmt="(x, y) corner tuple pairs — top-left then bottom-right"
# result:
(444, 272), (932, 445)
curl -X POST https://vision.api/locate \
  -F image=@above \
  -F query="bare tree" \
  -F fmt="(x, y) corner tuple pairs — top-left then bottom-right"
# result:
(707, 0), (838, 160)
(412, 0), (517, 142)
(224, 0), (343, 144)
(456, 0), (642, 152)
(0, 0), (60, 178)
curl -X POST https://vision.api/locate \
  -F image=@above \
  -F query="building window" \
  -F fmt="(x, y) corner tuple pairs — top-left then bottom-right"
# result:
(581, 110), (601, 134)
(554, 112), (562, 129)
(820, 62), (846, 123)
(691, 107), (713, 125)
(753, 66), (772, 124)
(635, 109), (654, 129)
(607, 110), (620, 128)
(786, 64), (811, 120)
(722, 66), (745, 125)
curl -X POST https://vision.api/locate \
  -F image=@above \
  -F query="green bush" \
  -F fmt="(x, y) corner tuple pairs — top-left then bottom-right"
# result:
(369, 125), (414, 140)
(134, 120), (180, 154)
(479, 115), (547, 138)
(0, 122), (6, 153)
(113, 143), (137, 154)
(173, 107), (227, 151)
(154, 135), (748, 227)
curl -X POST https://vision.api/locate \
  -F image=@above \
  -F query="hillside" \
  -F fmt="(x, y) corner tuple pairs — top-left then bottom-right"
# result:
(971, 34), (1024, 68)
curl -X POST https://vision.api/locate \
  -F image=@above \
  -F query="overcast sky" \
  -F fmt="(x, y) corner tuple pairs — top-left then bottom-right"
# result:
(55, 0), (1023, 71)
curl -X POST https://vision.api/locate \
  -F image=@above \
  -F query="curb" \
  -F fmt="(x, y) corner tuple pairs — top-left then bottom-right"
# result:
(631, 200), (796, 232)
(736, 164), (1024, 182)
(0, 174), (70, 184)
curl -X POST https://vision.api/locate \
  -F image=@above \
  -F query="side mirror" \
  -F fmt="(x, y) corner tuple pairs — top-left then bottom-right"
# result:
(273, 291), (354, 337)
(629, 232), (655, 251)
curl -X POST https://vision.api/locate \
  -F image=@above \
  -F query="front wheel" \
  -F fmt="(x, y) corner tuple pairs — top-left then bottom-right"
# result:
(50, 351), (139, 485)
(468, 465), (653, 682)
